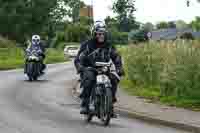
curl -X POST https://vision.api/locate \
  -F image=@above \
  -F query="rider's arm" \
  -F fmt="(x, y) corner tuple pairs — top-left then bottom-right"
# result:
(74, 42), (87, 73)
(25, 47), (31, 57)
(39, 43), (46, 58)
(110, 46), (124, 76)
(40, 42), (46, 53)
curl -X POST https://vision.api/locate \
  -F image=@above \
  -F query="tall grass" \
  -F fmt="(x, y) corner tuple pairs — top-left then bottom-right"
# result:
(121, 40), (200, 109)
(0, 48), (24, 70)
(0, 36), (16, 48)
(45, 48), (67, 64)
(0, 48), (68, 70)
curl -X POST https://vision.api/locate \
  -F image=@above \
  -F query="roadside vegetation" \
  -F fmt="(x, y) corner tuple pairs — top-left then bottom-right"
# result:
(120, 40), (200, 110)
(0, 37), (68, 70)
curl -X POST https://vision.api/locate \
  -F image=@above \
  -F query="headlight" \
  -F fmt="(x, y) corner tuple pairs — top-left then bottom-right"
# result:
(102, 66), (108, 72)
(29, 56), (38, 61)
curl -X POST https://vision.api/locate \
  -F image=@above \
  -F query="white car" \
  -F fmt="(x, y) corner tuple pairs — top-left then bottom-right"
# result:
(64, 45), (79, 57)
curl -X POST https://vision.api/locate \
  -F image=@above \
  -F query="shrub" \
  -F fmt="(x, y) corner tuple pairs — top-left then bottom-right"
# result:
(108, 29), (128, 44)
(180, 32), (194, 40)
(128, 29), (149, 43)
(0, 36), (16, 48)
(124, 40), (200, 102)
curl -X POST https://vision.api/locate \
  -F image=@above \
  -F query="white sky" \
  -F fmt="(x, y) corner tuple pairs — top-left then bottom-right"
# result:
(82, 0), (200, 24)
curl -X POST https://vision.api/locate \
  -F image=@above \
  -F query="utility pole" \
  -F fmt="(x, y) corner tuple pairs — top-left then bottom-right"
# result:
(187, 0), (190, 7)
(91, 0), (94, 23)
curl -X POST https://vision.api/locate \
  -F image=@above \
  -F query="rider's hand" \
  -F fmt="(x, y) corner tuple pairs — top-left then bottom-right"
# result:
(117, 67), (125, 76)
(77, 65), (85, 73)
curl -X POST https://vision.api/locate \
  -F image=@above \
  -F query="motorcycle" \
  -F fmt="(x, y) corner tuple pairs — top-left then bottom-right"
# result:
(26, 50), (42, 81)
(83, 60), (120, 126)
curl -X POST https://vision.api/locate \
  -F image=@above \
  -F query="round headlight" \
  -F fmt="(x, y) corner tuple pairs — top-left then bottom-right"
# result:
(102, 66), (108, 72)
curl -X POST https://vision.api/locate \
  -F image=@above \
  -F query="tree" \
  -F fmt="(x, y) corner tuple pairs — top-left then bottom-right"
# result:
(105, 16), (118, 29)
(190, 16), (200, 31)
(112, 0), (138, 32)
(0, 0), (87, 43)
(175, 20), (188, 29)
(66, 0), (85, 23)
(168, 21), (176, 28)
(156, 21), (169, 29)
(143, 22), (154, 31)
(79, 16), (93, 26)
(0, 0), (70, 43)
(180, 32), (194, 40)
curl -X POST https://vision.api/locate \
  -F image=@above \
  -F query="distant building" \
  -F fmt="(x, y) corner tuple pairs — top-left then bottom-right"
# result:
(149, 28), (200, 40)
(79, 5), (93, 18)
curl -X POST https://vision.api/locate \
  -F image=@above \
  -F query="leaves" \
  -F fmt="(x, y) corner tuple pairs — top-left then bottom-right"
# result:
(112, 0), (138, 32)
(0, 0), (69, 43)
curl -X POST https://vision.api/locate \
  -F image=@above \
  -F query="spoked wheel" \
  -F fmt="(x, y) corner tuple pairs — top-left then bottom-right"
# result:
(100, 88), (112, 126)
(33, 76), (38, 81)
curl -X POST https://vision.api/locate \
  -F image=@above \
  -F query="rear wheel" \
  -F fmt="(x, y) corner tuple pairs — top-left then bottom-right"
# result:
(33, 76), (38, 81)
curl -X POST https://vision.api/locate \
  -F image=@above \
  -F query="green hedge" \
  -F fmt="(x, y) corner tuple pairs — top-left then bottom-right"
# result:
(108, 29), (128, 44)
(121, 40), (200, 109)
(0, 36), (16, 48)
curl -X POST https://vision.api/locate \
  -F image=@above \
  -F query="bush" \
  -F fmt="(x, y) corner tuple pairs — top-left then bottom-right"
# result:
(0, 47), (68, 70)
(122, 40), (200, 108)
(0, 48), (24, 70)
(65, 24), (90, 42)
(50, 24), (90, 48)
(128, 29), (149, 43)
(108, 29), (128, 44)
(0, 36), (16, 48)
(45, 48), (67, 64)
(180, 32), (194, 40)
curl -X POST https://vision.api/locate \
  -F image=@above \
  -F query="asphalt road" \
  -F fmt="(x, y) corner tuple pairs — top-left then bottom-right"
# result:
(0, 62), (191, 133)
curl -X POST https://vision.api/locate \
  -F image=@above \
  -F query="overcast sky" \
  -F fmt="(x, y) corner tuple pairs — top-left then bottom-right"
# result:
(82, 0), (200, 24)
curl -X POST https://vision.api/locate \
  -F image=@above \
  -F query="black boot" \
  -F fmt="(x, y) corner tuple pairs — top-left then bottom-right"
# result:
(111, 105), (117, 118)
(113, 97), (117, 103)
(24, 62), (28, 74)
(111, 96), (117, 118)
(80, 98), (89, 114)
(40, 64), (46, 75)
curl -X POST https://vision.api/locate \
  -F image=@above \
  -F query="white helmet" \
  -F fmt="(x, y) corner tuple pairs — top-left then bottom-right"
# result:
(91, 20), (107, 36)
(32, 35), (40, 45)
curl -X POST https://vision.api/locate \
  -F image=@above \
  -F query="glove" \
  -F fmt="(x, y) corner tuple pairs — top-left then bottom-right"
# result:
(77, 64), (85, 73)
(117, 67), (125, 76)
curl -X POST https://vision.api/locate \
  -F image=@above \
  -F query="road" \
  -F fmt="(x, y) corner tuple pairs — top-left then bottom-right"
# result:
(0, 62), (190, 133)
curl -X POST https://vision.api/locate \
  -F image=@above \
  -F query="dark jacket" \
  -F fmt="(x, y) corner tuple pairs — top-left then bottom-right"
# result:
(74, 39), (123, 75)
(26, 42), (46, 58)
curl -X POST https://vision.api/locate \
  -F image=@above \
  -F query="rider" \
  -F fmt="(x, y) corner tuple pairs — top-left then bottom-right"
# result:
(24, 35), (46, 75)
(74, 21), (124, 116)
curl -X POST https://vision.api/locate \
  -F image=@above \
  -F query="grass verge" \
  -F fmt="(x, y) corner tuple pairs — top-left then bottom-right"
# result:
(119, 40), (200, 111)
(0, 48), (69, 70)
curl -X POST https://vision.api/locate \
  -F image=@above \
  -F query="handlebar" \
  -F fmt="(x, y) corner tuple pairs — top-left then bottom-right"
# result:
(95, 61), (111, 67)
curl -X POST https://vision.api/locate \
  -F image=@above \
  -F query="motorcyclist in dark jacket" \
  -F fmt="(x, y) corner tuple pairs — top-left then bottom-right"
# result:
(74, 21), (124, 116)
(24, 35), (46, 75)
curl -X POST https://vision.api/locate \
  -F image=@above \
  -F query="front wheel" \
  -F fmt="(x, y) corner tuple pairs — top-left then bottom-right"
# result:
(28, 76), (33, 81)
(33, 76), (38, 81)
(100, 87), (112, 126)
